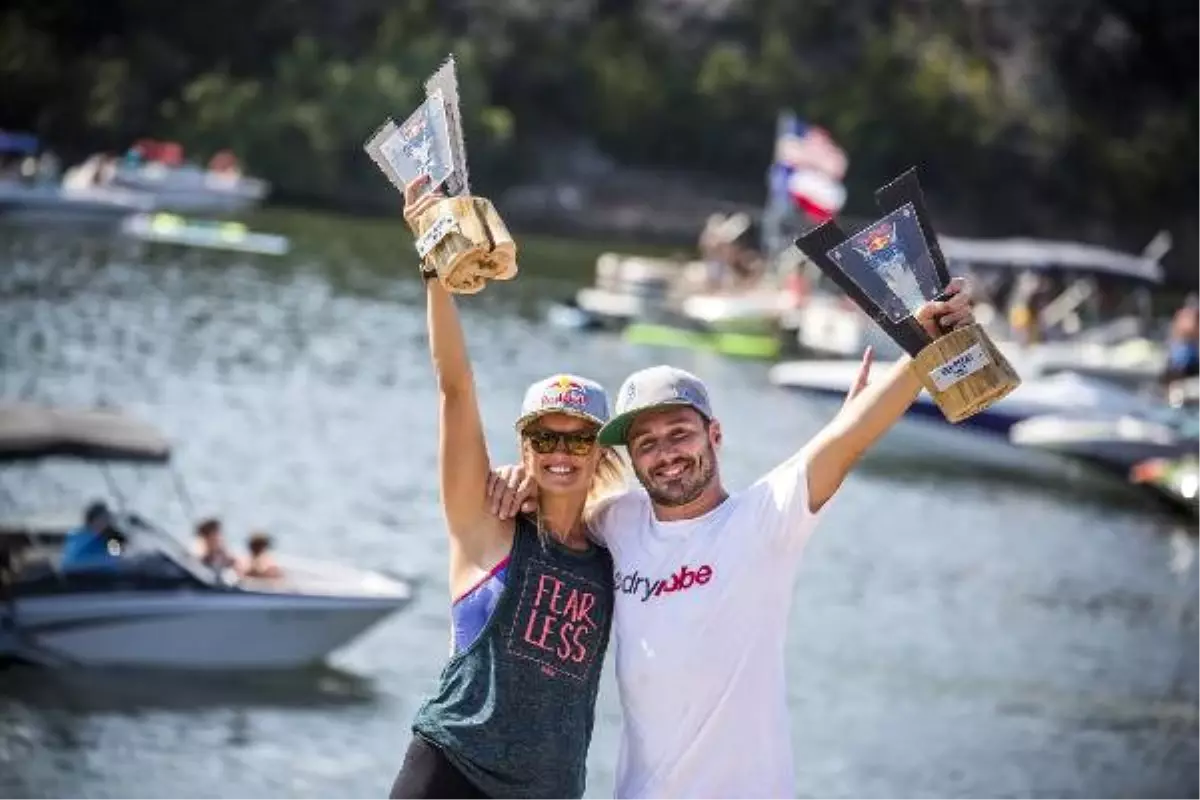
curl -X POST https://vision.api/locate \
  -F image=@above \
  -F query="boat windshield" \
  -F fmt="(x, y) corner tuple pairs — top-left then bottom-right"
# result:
(2, 509), (226, 597)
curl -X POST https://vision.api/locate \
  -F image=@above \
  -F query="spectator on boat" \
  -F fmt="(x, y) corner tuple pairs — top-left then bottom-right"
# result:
(208, 149), (242, 176)
(697, 213), (736, 289)
(240, 532), (283, 579)
(37, 150), (60, 183)
(728, 241), (767, 289)
(1007, 271), (1054, 345)
(60, 501), (125, 572)
(191, 517), (237, 573)
(1163, 299), (1200, 383)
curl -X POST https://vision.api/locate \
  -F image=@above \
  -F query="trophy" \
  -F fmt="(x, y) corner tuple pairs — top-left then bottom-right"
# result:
(793, 168), (1020, 423)
(364, 55), (517, 293)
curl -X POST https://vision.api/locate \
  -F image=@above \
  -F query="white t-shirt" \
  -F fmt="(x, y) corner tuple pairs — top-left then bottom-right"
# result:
(590, 453), (822, 798)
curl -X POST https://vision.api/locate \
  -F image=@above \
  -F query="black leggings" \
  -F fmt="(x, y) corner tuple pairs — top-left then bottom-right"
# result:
(390, 734), (489, 799)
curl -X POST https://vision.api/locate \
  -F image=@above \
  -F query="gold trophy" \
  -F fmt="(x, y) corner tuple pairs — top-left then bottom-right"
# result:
(364, 55), (517, 293)
(794, 168), (1020, 423)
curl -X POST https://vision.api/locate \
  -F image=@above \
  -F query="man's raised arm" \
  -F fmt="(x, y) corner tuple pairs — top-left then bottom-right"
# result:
(802, 277), (975, 513)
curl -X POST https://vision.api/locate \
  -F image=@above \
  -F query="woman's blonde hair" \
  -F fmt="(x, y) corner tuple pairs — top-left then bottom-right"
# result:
(587, 446), (629, 508)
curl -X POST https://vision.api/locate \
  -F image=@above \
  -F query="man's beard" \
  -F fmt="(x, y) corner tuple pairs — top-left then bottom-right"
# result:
(635, 445), (717, 508)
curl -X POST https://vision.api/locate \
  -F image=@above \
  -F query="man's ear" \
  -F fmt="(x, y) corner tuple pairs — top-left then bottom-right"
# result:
(708, 419), (723, 449)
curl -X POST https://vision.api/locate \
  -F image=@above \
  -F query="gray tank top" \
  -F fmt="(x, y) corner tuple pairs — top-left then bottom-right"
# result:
(412, 515), (614, 798)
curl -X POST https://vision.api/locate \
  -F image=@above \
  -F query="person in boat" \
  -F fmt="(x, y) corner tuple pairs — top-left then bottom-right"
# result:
(60, 501), (126, 572)
(388, 175), (624, 800)
(191, 518), (237, 574)
(1162, 298), (1199, 384)
(697, 211), (765, 292)
(239, 532), (283, 579)
(208, 149), (242, 177)
(486, 280), (977, 797)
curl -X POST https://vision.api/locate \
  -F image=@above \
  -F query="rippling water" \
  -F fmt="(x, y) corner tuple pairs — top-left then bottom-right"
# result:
(0, 220), (1196, 798)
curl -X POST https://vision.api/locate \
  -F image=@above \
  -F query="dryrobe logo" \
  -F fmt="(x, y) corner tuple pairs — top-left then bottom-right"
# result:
(614, 564), (714, 603)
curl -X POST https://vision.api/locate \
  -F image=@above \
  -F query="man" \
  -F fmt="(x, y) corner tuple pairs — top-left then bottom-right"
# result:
(60, 501), (124, 571)
(487, 279), (976, 798)
(191, 517), (237, 573)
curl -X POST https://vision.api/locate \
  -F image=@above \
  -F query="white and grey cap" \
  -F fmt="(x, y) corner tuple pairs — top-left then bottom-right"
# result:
(514, 374), (611, 432)
(597, 365), (714, 446)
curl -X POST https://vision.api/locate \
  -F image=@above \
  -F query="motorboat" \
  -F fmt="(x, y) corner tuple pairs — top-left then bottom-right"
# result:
(569, 209), (806, 337)
(786, 231), (1171, 383)
(106, 161), (270, 216)
(0, 403), (415, 670)
(1009, 406), (1198, 476)
(120, 212), (290, 256)
(572, 252), (681, 329)
(0, 178), (155, 229)
(767, 361), (1172, 482)
(791, 290), (907, 360)
(564, 244), (805, 360)
(0, 136), (156, 229)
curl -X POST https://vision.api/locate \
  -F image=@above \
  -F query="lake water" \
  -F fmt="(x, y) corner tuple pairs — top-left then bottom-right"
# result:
(0, 215), (1196, 798)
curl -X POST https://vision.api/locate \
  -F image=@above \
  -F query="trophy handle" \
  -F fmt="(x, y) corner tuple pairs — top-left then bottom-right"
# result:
(412, 195), (518, 294)
(912, 323), (1021, 423)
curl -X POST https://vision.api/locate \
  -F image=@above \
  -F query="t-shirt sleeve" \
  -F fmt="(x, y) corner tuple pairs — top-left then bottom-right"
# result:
(747, 451), (823, 556)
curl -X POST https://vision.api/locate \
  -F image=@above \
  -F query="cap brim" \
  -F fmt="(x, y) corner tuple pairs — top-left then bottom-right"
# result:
(596, 400), (698, 447)
(515, 408), (606, 433)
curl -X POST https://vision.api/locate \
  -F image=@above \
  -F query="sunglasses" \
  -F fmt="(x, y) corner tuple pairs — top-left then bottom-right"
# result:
(523, 429), (598, 456)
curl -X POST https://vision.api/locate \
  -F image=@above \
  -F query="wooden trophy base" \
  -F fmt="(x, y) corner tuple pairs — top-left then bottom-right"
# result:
(912, 323), (1021, 423)
(412, 196), (517, 294)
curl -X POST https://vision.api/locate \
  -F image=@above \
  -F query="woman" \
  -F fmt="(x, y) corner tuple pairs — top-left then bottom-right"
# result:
(390, 175), (626, 799)
(239, 532), (283, 579)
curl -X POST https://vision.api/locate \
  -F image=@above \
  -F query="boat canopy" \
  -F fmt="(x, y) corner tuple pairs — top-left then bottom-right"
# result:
(938, 235), (1165, 284)
(0, 131), (39, 155)
(0, 403), (172, 464)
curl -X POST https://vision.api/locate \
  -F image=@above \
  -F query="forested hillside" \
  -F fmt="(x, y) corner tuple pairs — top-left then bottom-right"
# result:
(2, 0), (1195, 284)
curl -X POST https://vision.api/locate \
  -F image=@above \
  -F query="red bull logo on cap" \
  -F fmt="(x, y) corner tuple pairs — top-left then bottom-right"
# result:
(542, 375), (588, 408)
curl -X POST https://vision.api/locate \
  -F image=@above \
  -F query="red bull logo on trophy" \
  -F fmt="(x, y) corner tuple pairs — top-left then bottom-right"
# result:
(853, 222), (897, 259)
(852, 219), (925, 314)
(542, 375), (588, 409)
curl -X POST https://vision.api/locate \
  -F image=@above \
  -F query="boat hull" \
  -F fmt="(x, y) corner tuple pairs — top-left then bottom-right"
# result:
(5, 588), (411, 670)
(767, 361), (1168, 489)
(1010, 415), (1196, 474)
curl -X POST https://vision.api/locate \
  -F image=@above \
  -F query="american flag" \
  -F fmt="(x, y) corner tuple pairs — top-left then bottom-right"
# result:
(769, 111), (848, 223)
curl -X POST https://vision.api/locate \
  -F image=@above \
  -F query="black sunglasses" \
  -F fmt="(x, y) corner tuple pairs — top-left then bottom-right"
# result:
(523, 429), (598, 456)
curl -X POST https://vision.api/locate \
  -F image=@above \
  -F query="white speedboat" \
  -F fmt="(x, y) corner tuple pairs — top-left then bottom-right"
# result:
(679, 288), (796, 334)
(787, 232), (1170, 376)
(0, 178), (154, 228)
(0, 403), (415, 671)
(767, 361), (1170, 481)
(107, 161), (269, 216)
(1009, 408), (1198, 475)
(573, 252), (680, 329)
(792, 290), (906, 360)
